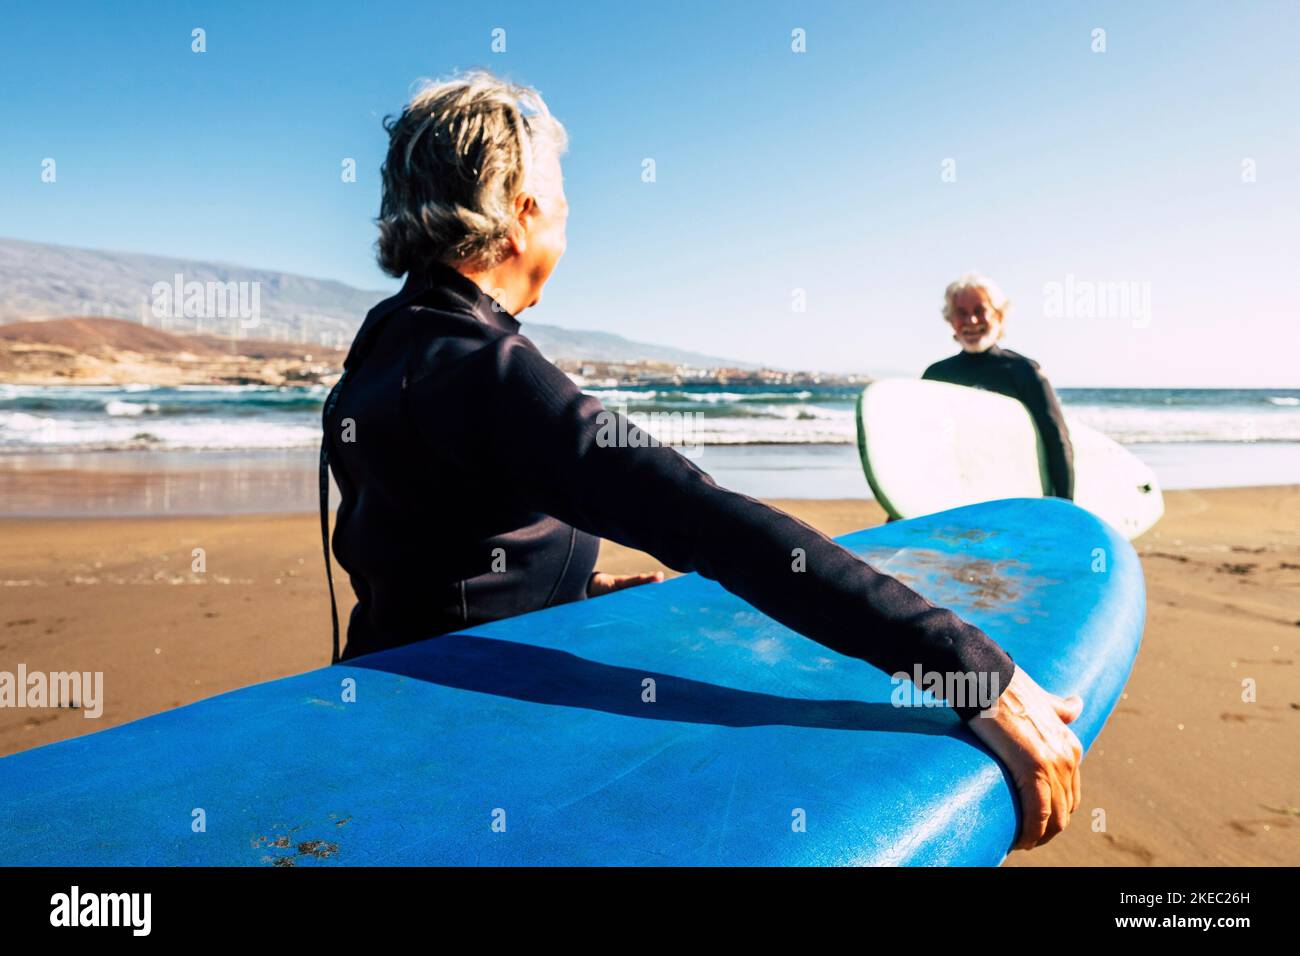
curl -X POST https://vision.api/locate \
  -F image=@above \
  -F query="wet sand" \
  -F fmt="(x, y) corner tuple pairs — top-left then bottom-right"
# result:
(1, 486), (1297, 865)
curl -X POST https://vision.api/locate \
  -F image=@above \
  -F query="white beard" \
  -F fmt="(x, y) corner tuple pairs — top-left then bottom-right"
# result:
(956, 328), (1000, 353)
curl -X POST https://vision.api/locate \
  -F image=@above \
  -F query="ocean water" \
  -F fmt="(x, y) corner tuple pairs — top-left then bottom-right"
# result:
(3, 383), (1299, 451)
(0, 383), (327, 452)
(0, 383), (1296, 513)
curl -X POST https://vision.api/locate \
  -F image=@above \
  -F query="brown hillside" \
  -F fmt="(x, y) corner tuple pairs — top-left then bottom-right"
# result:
(0, 316), (226, 356)
(0, 316), (345, 361)
(0, 317), (345, 386)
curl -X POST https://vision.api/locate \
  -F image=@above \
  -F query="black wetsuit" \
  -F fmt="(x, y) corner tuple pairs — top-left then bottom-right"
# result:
(321, 264), (1015, 719)
(923, 345), (1074, 500)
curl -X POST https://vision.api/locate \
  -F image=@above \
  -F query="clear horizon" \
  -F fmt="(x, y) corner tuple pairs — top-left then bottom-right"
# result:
(2, 2), (1296, 387)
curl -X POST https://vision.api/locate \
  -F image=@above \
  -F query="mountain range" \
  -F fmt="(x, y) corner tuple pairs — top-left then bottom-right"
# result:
(0, 237), (753, 369)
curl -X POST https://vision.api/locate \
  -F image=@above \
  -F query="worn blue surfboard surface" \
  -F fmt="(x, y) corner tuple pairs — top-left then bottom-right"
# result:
(0, 498), (1143, 866)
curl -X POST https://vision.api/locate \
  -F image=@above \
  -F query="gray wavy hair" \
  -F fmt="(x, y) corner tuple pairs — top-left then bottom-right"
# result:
(941, 272), (1011, 321)
(376, 70), (568, 277)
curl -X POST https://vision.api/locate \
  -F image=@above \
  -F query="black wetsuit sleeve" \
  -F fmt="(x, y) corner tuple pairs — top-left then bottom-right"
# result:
(415, 335), (1016, 719)
(1017, 365), (1074, 500)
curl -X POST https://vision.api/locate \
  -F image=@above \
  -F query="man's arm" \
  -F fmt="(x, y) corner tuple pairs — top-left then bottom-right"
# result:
(1018, 363), (1074, 500)
(411, 335), (1015, 719)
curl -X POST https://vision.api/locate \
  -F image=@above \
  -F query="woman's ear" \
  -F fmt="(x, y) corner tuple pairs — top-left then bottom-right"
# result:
(506, 192), (537, 255)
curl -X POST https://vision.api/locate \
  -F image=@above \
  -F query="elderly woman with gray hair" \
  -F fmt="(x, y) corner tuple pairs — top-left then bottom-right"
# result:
(321, 70), (1084, 851)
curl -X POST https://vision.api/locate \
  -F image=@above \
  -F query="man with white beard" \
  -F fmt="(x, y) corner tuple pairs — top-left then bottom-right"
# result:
(923, 273), (1075, 501)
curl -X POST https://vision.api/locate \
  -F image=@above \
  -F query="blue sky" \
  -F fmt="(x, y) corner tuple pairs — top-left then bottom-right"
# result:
(2, 1), (1296, 385)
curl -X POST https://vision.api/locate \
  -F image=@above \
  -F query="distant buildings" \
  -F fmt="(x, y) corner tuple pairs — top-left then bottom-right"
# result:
(554, 358), (869, 388)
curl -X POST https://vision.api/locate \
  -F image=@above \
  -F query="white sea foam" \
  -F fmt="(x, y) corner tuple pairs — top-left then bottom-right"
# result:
(1068, 405), (1300, 444)
(104, 400), (159, 417)
(0, 412), (319, 451)
(2, 385), (1297, 451)
(626, 413), (854, 445)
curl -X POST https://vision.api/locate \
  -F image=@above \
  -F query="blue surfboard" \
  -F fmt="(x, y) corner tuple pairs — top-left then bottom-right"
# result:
(0, 498), (1143, 866)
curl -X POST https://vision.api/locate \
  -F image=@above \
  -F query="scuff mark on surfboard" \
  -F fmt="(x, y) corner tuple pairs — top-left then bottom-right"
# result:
(258, 836), (340, 865)
(929, 526), (993, 544)
(948, 559), (1022, 608)
(873, 545), (1064, 615)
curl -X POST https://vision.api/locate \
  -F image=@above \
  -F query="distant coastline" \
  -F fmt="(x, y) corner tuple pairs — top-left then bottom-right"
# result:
(0, 316), (866, 390)
(552, 358), (868, 389)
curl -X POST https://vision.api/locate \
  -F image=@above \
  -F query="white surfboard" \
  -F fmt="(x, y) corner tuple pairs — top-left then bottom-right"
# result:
(855, 378), (1163, 539)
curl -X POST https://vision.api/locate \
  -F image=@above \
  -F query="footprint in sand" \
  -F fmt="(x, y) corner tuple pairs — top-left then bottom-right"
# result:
(1220, 710), (1282, 723)
(1229, 816), (1294, 836)
(1102, 833), (1156, 865)
(22, 712), (62, 728)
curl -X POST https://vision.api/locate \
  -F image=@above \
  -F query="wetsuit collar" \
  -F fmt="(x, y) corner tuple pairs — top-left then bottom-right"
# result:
(414, 262), (522, 335)
(960, 343), (1004, 359)
(342, 264), (520, 372)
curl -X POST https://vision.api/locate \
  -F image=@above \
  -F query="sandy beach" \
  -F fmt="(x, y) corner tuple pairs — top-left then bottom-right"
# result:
(1, 485), (1297, 866)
